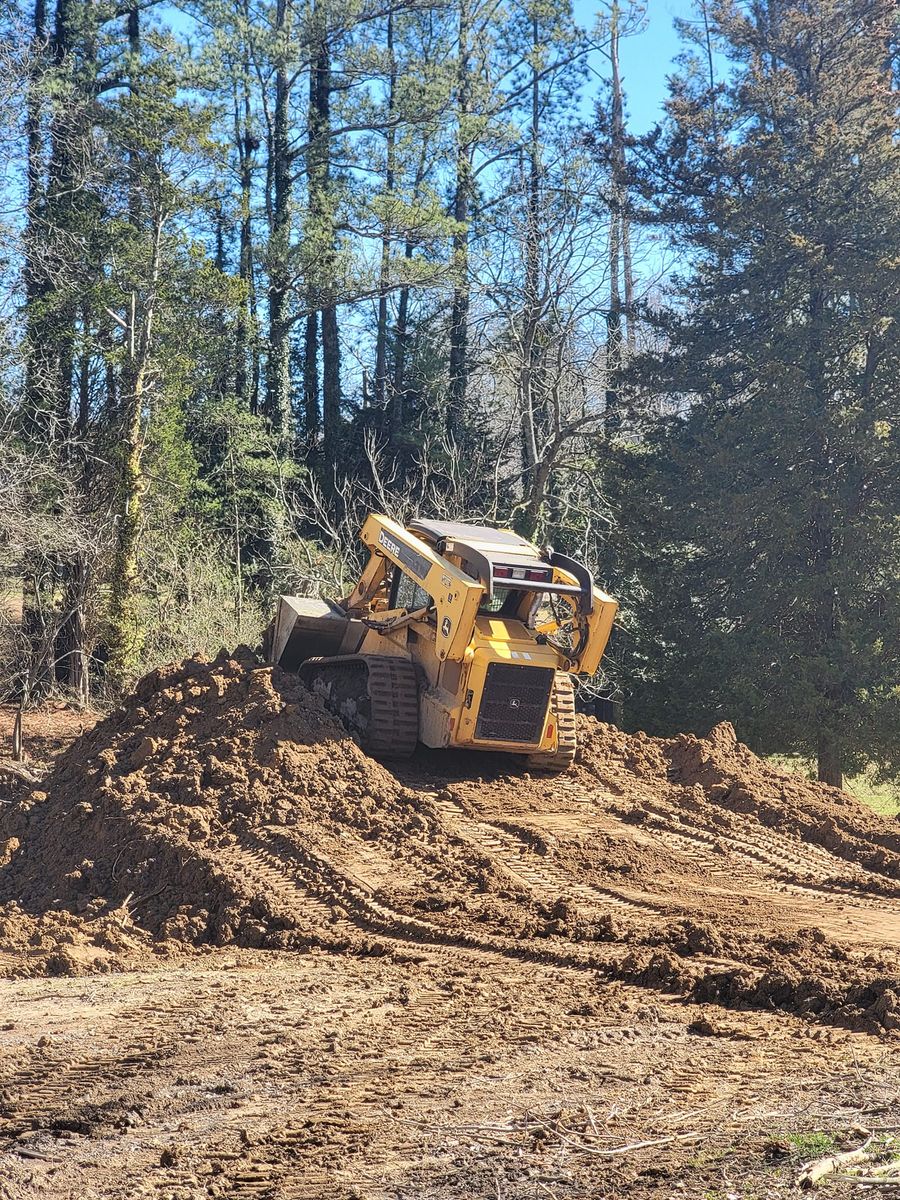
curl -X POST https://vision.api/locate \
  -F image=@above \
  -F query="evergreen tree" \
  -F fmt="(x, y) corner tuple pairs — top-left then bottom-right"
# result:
(625, 0), (900, 785)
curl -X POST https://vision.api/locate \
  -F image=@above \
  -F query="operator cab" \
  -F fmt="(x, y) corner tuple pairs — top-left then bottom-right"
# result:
(407, 519), (594, 621)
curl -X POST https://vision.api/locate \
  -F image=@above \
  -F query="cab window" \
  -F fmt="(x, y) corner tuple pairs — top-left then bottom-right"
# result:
(478, 587), (525, 617)
(394, 569), (431, 613)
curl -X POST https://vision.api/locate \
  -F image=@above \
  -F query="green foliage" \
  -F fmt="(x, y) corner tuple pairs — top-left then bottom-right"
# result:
(619, 0), (900, 781)
(785, 1131), (837, 1158)
(5, 0), (899, 785)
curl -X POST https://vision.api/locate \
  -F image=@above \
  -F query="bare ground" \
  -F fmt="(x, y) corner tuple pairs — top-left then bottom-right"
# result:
(0, 658), (898, 1198)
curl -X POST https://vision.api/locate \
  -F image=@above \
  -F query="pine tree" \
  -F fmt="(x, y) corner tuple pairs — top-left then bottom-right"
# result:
(627, 0), (900, 785)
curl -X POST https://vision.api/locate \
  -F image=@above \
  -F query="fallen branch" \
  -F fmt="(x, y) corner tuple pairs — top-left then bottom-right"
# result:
(833, 1178), (900, 1187)
(798, 1137), (873, 1189)
(559, 1130), (702, 1158)
(0, 761), (42, 786)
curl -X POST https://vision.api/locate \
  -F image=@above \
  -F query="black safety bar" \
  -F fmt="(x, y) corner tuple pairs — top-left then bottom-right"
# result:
(549, 551), (595, 615)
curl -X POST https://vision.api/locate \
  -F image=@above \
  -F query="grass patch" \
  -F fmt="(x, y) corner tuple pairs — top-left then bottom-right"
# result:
(786, 1130), (837, 1158)
(845, 773), (900, 817)
(767, 755), (899, 817)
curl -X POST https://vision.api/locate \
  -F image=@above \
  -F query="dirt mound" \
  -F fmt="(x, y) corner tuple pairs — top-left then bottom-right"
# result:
(1, 663), (899, 1029)
(577, 718), (900, 888)
(664, 723), (900, 878)
(0, 900), (150, 978)
(0, 652), (539, 952)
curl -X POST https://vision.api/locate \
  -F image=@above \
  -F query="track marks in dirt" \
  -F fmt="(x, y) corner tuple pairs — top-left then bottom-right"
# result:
(217, 828), (607, 972)
(659, 816), (900, 902)
(0, 1033), (173, 1140)
(426, 761), (900, 954)
(426, 791), (670, 922)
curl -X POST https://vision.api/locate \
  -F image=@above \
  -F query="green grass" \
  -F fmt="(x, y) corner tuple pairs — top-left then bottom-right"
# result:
(767, 755), (899, 817)
(845, 772), (900, 817)
(785, 1130), (837, 1158)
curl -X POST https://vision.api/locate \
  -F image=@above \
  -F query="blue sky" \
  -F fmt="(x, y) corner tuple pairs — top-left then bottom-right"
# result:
(574, 0), (701, 132)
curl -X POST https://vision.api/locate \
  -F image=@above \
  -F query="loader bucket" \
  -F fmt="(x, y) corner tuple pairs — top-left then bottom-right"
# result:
(269, 596), (365, 671)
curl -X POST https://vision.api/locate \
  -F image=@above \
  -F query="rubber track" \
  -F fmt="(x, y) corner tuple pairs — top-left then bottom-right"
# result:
(363, 655), (419, 757)
(300, 654), (419, 758)
(526, 672), (577, 772)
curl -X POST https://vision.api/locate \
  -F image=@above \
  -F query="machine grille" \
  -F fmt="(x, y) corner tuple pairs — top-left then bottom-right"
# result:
(474, 663), (555, 744)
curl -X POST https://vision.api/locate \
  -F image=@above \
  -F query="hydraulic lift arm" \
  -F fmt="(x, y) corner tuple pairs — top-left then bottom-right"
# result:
(343, 514), (484, 662)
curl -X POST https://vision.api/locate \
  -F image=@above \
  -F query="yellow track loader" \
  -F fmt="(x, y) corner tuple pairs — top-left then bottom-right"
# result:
(265, 515), (617, 770)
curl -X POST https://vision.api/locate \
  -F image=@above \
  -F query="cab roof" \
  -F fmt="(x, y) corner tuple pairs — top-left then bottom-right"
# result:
(408, 519), (540, 557)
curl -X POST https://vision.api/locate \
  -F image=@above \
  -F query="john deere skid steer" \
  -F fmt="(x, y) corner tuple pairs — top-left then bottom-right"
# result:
(264, 515), (616, 771)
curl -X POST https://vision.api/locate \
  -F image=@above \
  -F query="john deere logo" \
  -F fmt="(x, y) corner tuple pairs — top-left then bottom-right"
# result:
(441, 616), (452, 637)
(509, 698), (521, 709)
(378, 530), (402, 558)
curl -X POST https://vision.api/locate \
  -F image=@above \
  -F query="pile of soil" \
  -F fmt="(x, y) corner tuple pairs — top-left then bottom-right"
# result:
(0, 655), (898, 1027)
(577, 719), (900, 890)
(0, 901), (150, 978)
(0, 652), (542, 953)
(666, 723), (900, 876)
(425, 719), (900, 1028)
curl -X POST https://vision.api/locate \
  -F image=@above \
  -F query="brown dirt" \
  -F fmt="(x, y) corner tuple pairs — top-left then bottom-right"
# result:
(1, 656), (899, 1197)
(0, 703), (100, 767)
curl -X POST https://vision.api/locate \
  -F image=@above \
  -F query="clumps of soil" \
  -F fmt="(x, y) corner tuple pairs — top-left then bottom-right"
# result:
(660, 918), (724, 958)
(0, 652), (541, 955)
(576, 721), (670, 785)
(577, 718), (900, 888)
(664, 723), (900, 881)
(690, 964), (900, 1030)
(2, 662), (899, 1030)
(0, 901), (149, 978)
(608, 939), (900, 1032)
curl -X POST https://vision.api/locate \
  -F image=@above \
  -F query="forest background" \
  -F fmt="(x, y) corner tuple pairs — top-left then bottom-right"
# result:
(0, 0), (897, 788)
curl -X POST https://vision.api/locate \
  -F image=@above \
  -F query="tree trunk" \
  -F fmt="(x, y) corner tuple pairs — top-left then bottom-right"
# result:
(604, 0), (623, 435)
(77, 311), (90, 434)
(308, 35), (341, 460)
(33, 0), (77, 441)
(391, 280), (409, 440)
(234, 70), (255, 410)
(23, 0), (49, 438)
(302, 51), (320, 445)
(447, 0), (472, 438)
(373, 9), (396, 414)
(622, 212), (635, 352)
(817, 734), (842, 788)
(518, 457), (552, 542)
(61, 552), (89, 706)
(303, 310), (319, 442)
(264, 0), (292, 437)
(21, 566), (54, 703)
(321, 300), (341, 455)
(612, 0), (634, 353)
(108, 203), (162, 690)
(107, 346), (146, 692)
(519, 15), (543, 530)
(390, 141), (429, 442)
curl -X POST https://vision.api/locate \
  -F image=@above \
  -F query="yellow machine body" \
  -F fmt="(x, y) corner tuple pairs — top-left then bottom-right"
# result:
(267, 513), (617, 766)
